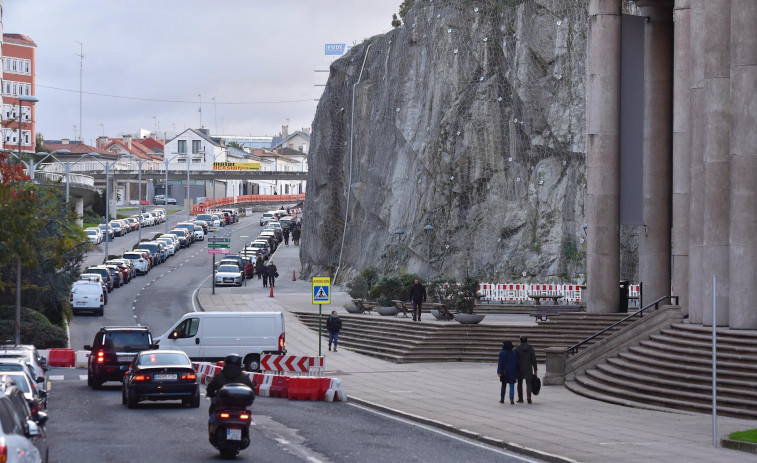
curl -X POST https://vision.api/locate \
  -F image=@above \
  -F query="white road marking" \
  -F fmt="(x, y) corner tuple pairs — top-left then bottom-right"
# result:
(79, 375), (88, 381)
(48, 375), (64, 381)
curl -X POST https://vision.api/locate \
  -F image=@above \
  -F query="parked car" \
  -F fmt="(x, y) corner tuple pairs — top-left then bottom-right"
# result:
(104, 265), (123, 288)
(193, 224), (205, 241)
(215, 264), (244, 287)
(70, 280), (105, 315)
(109, 220), (124, 237)
(193, 220), (208, 234)
(97, 223), (114, 241)
(79, 274), (108, 304)
(84, 266), (113, 292)
(0, 375), (48, 463)
(122, 350), (199, 409)
(106, 260), (132, 283)
(221, 209), (239, 223)
(156, 237), (176, 256)
(260, 211), (275, 226)
(84, 326), (155, 389)
(122, 251), (149, 275)
(84, 229), (101, 244)
(175, 223), (197, 244)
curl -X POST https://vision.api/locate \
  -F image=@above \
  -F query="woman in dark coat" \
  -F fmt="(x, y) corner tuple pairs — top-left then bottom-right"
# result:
(497, 340), (518, 404)
(255, 254), (264, 279)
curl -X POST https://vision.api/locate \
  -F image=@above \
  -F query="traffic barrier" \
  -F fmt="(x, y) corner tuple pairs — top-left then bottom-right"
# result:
(75, 350), (89, 368)
(324, 378), (348, 402)
(47, 348), (75, 367)
(256, 374), (274, 397)
(268, 375), (289, 398)
(287, 377), (330, 401)
(261, 355), (324, 374)
(250, 373), (265, 395)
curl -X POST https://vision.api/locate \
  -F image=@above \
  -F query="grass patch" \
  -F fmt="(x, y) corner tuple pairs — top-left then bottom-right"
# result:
(729, 429), (757, 443)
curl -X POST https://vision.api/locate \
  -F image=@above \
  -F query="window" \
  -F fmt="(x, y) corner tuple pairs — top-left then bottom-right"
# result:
(177, 140), (186, 153)
(24, 60), (30, 74)
(11, 59), (16, 72)
(192, 140), (201, 154)
(175, 318), (199, 338)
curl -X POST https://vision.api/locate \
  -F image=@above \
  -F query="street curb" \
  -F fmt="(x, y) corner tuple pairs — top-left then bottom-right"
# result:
(348, 396), (578, 463)
(721, 438), (757, 455)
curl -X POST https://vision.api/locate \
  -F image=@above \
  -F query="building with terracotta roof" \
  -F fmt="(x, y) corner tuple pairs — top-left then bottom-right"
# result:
(2, 33), (37, 154)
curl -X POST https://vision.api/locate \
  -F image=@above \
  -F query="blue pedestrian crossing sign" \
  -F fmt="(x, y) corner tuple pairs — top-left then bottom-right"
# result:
(312, 277), (331, 305)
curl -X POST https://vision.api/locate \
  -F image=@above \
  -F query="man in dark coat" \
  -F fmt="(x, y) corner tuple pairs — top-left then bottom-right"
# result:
(497, 340), (518, 404)
(206, 354), (254, 415)
(283, 228), (290, 246)
(267, 261), (278, 288)
(292, 226), (301, 246)
(326, 310), (342, 352)
(515, 336), (538, 403)
(409, 279), (427, 321)
(255, 254), (264, 279)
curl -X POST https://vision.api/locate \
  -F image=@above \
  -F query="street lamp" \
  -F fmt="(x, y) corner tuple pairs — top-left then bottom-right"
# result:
(13, 95), (38, 345)
(122, 154), (147, 243)
(424, 224), (434, 282)
(88, 155), (118, 260)
(395, 228), (405, 268)
(164, 152), (185, 234)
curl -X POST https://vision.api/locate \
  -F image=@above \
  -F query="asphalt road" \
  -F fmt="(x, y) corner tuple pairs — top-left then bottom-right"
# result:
(58, 209), (539, 463)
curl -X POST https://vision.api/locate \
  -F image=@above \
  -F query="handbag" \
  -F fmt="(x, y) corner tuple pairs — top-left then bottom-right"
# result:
(532, 375), (541, 396)
(274, 272), (279, 278)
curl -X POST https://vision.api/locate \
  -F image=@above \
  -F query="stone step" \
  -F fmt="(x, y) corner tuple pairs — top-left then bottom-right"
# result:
(627, 344), (757, 373)
(567, 374), (756, 420)
(605, 356), (757, 388)
(636, 339), (757, 365)
(649, 332), (757, 355)
(660, 326), (757, 348)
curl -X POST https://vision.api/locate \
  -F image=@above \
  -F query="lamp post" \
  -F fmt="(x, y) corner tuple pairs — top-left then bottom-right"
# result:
(88, 156), (117, 260)
(13, 95), (38, 345)
(395, 228), (405, 269)
(424, 225), (434, 282)
(122, 154), (147, 243)
(165, 152), (184, 234)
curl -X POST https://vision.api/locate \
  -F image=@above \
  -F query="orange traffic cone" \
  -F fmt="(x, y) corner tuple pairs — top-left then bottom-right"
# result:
(292, 270), (296, 281)
(269, 285), (274, 298)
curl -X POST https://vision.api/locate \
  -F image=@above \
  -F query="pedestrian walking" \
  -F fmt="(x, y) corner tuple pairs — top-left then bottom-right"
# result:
(409, 279), (427, 321)
(292, 226), (301, 246)
(267, 261), (278, 288)
(515, 336), (538, 404)
(326, 310), (342, 352)
(261, 264), (269, 288)
(255, 254), (264, 279)
(497, 340), (518, 404)
(283, 228), (290, 246)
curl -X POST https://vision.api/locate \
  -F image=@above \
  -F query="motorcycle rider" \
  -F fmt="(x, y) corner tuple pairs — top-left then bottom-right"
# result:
(206, 354), (255, 414)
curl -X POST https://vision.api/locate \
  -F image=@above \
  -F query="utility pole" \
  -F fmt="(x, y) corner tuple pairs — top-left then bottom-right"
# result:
(198, 94), (203, 128)
(212, 97), (218, 134)
(75, 41), (84, 141)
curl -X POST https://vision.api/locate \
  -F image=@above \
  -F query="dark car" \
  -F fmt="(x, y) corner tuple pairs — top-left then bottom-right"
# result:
(175, 222), (197, 244)
(85, 326), (155, 389)
(85, 266), (114, 292)
(122, 350), (199, 409)
(104, 265), (123, 288)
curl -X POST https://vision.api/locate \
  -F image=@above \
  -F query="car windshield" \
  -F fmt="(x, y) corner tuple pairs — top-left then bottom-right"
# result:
(103, 331), (151, 350)
(0, 364), (23, 372)
(218, 265), (238, 273)
(123, 253), (142, 259)
(136, 352), (189, 367)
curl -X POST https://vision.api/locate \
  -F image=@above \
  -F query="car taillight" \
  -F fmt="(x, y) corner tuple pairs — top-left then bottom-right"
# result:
(278, 333), (285, 351)
(0, 439), (6, 463)
(220, 412), (230, 418)
(70, 294), (73, 302)
(181, 373), (197, 381)
(100, 294), (104, 302)
(97, 351), (105, 363)
(134, 375), (149, 382)
(240, 413), (250, 420)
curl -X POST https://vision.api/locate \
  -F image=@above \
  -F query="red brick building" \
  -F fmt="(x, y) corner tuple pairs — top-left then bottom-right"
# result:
(2, 33), (37, 154)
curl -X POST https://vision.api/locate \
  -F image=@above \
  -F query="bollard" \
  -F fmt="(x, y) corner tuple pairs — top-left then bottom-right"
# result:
(292, 270), (296, 281)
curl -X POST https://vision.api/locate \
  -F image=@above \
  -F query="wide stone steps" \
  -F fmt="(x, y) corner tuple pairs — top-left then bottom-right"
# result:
(566, 323), (757, 420)
(294, 312), (632, 364)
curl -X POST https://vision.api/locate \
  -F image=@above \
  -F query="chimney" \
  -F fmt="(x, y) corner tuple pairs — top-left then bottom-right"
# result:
(123, 134), (132, 149)
(281, 125), (289, 138)
(61, 138), (70, 145)
(96, 136), (110, 148)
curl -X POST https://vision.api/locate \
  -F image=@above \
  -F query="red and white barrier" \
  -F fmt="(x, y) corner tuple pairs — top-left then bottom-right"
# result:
(260, 354), (324, 375)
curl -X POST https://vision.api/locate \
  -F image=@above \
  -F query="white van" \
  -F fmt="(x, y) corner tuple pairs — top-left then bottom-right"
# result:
(70, 280), (104, 315)
(153, 312), (286, 371)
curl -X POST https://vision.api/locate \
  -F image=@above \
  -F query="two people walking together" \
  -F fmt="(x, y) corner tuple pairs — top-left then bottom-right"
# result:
(497, 336), (538, 404)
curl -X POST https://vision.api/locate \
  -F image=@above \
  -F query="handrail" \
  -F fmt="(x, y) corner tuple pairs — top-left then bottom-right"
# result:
(564, 295), (679, 355)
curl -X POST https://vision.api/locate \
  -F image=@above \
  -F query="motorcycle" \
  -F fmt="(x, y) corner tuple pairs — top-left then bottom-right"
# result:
(208, 383), (255, 459)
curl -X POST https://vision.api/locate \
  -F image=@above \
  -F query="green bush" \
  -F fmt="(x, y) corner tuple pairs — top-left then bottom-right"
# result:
(369, 272), (421, 306)
(0, 305), (67, 348)
(434, 275), (480, 314)
(346, 266), (380, 299)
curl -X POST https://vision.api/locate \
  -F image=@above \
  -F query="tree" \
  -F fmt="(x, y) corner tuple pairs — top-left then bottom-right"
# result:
(226, 141), (245, 151)
(0, 151), (88, 324)
(399, 0), (415, 18)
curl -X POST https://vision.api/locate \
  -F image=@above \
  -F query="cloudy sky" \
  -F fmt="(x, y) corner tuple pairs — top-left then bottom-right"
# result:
(4, 0), (399, 144)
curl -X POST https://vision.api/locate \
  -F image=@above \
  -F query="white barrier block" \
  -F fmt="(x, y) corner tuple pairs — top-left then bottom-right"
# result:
(257, 374), (273, 397)
(324, 378), (347, 402)
(75, 350), (89, 368)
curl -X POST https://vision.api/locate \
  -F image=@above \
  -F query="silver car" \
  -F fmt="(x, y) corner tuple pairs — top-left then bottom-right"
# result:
(214, 265), (243, 287)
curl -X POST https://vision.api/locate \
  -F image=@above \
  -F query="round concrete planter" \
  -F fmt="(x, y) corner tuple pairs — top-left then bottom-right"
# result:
(453, 313), (485, 324)
(376, 306), (399, 316)
(344, 304), (361, 314)
(431, 310), (453, 321)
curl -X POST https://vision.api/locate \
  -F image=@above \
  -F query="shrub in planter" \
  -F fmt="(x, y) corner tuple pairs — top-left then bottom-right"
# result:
(435, 275), (479, 314)
(369, 272), (422, 306)
(346, 266), (380, 300)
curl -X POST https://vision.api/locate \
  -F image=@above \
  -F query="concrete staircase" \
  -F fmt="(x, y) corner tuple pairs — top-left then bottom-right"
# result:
(293, 311), (633, 365)
(565, 323), (757, 420)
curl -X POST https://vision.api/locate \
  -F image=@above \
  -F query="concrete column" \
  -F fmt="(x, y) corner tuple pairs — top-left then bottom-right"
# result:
(687, 0), (706, 324)
(74, 197), (84, 227)
(639, 2), (674, 306)
(702, 0), (730, 327)
(728, 0), (757, 329)
(671, 0), (691, 315)
(586, 0), (622, 313)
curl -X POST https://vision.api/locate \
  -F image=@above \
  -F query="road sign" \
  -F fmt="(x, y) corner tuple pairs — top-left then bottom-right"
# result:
(208, 243), (230, 249)
(207, 237), (231, 243)
(312, 277), (331, 305)
(208, 249), (230, 255)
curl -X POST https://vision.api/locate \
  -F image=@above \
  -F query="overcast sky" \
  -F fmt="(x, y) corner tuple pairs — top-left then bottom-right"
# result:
(4, 0), (399, 144)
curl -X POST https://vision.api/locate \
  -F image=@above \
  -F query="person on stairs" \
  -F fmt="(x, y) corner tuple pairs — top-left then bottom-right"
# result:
(326, 310), (342, 352)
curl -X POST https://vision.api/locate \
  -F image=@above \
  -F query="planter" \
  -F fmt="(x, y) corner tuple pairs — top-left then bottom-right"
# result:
(344, 304), (361, 314)
(453, 313), (485, 324)
(376, 306), (399, 316)
(431, 310), (454, 321)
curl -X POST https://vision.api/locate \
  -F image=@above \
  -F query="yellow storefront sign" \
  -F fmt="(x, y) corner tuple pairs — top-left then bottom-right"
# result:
(212, 162), (260, 171)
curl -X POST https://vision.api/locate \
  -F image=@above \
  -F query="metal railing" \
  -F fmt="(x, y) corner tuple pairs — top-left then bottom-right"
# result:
(564, 295), (679, 355)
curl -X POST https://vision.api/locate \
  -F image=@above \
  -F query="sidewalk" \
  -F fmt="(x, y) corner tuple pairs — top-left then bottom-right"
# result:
(197, 243), (754, 463)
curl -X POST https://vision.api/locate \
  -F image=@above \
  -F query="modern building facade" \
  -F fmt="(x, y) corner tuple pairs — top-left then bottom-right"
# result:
(1, 33), (36, 154)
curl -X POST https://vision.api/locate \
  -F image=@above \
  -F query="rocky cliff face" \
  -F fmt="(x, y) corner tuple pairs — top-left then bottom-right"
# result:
(302, 0), (590, 284)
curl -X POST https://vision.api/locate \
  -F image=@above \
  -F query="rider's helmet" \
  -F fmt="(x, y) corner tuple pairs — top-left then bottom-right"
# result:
(223, 354), (243, 373)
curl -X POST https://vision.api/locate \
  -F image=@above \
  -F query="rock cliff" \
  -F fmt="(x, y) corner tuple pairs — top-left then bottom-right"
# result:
(302, 0), (590, 284)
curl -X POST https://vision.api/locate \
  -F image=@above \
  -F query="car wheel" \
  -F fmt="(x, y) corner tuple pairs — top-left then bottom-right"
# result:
(87, 372), (92, 387)
(126, 389), (138, 409)
(99, 306), (104, 316)
(122, 388), (127, 405)
(189, 390), (200, 408)
(91, 375), (102, 390)
(244, 354), (260, 372)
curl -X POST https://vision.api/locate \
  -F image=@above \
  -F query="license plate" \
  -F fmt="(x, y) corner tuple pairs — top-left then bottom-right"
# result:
(76, 302), (87, 306)
(154, 374), (177, 381)
(226, 428), (241, 441)
(224, 278), (233, 283)
(117, 355), (134, 362)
